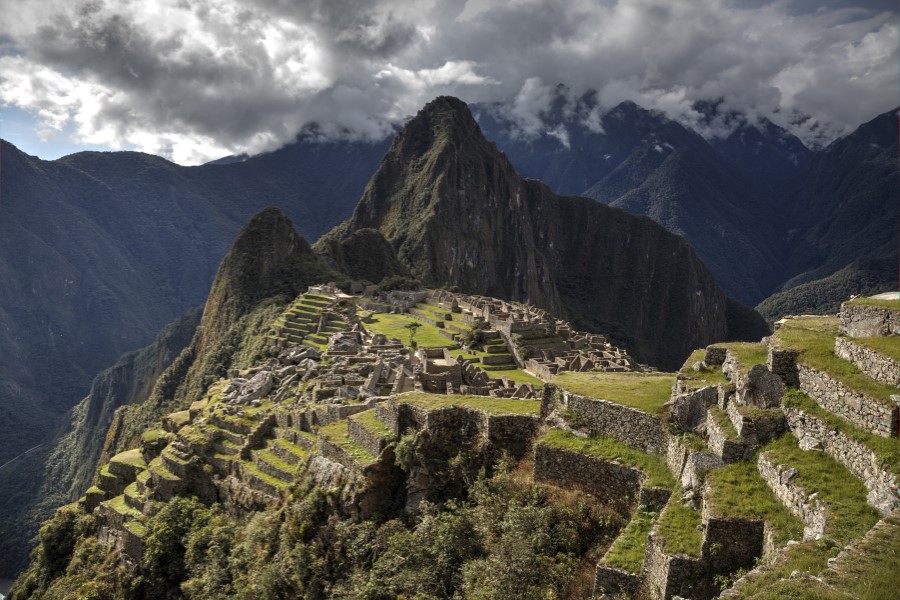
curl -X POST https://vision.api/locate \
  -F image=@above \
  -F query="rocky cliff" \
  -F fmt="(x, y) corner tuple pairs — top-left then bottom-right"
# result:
(324, 96), (766, 369)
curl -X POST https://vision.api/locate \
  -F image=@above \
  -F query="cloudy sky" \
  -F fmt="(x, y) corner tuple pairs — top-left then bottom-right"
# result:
(0, 0), (896, 165)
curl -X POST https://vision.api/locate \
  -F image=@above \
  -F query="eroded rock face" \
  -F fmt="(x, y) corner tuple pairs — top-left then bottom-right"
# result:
(743, 364), (784, 408)
(229, 371), (274, 405)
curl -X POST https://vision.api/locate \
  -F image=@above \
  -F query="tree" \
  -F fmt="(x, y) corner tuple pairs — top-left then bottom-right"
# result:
(404, 322), (421, 349)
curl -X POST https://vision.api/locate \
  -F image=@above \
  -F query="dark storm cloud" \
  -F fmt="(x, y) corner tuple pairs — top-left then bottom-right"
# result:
(0, 0), (895, 163)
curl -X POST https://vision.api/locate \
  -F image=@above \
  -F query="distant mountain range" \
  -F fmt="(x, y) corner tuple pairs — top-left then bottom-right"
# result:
(0, 93), (895, 578)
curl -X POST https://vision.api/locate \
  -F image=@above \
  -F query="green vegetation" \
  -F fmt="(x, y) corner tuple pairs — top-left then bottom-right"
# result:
(844, 297), (900, 310)
(539, 429), (675, 489)
(774, 317), (898, 401)
(365, 311), (455, 348)
(552, 371), (675, 415)
(729, 538), (843, 599)
(318, 421), (379, 467)
(782, 389), (900, 477)
(396, 392), (541, 416)
(241, 459), (290, 490)
(677, 349), (729, 389)
(351, 409), (393, 439)
(480, 367), (544, 387)
(110, 449), (147, 469)
(763, 434), (880, 544)
(602, 506), (658, 572)
(705, 460), (804, 545)
(721, 341), (768, 371)
(708, 406), (739, 440)
(656, 493), (703, 557)
(822, 512), (900, 599)
(852, 335), (900, 363)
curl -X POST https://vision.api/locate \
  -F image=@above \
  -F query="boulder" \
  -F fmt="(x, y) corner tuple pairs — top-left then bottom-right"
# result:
(744, 364), (784, 408)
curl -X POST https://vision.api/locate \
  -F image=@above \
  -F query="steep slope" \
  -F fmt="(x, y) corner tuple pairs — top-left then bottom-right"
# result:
(0, 137), (382, 578)
(325, 96), (765, 369)
(776, 109), (899, 294)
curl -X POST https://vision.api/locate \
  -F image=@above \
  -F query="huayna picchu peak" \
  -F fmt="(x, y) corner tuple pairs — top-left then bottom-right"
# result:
(320, 96), (768, 371)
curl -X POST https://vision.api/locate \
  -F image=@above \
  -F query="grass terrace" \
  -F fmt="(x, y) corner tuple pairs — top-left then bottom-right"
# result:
(705, 459), (804, 545)
(539, 429), (675, 489)
(394, 392), (540, 416)
(782, 389), (900, 478)
(763, 434), (880, 545)
(729, 539), (843, 600)
(656, 492), (703, 557)
(110, 449), (146, 469)
(602, 506), (659, 573)
(774, 317), (898, 401)
(721, 342), (769, 371)
(350, 409), (393, 439)
(708, 406), (739, 440)
(552, 371), (675, 416)
(240, 459), (289, 490)
(821, 512), (900, 599)
(364, 311), (456, 348)
(480, 367), (544, 387)
(844, 297), (900, 310)
(318, 421), (378, 467)
(677, 349), (729, 389)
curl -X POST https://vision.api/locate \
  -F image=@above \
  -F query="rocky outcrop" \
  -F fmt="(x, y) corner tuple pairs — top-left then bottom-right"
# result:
(839, 302), (900, 337)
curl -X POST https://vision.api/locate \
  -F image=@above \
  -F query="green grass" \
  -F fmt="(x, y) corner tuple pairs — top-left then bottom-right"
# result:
(350, 409), (393, 439)
(318, 421), (378, 467)
(763, 434), (880, 545)
(845, 297), (900, 310)
(257, 449), (297, 475)
(124, 519), (148, 538)
(110, 449), (146, 469)
(396, 392), (541, 416)
(140, 428), (169, 444)
(479, 367), (544, 387)
(731, 539), (843, 599)
(705, 459), (804, 545)
(707, 406), (739, 440)
(722, 342), (769, 371)
(774, 318), (898, 401)
(602, 506), (659, 572)
(104, 495), (143, 520)
(539, 429), (675, 488)
(240, 459), (289, 490)
(656, 493), (703, 557)
(822, 512), (900, 599)
(677, 349), (729, 389)
(851, 335), (900, 363)
(272, 438), (310, 460)
(147, 457), (180, 482)
(552, 371), (675, 415)
(782, 389), (900, 478)
(365, 312), (456, 348)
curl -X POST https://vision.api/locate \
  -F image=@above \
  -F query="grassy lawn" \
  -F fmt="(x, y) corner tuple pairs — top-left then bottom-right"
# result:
(364, 311), (456, 348)
(552, 371), (675, 415)
(318, 421), (378, 466)
(656, 492), (703, 557)
(729, 539), (843, 599)
(705, 459), (804, 545)
(845, 297), (900, 310)
(763, 434), (879, 545)
(852, 335), (900, 363)
(481, 367), (544, 387)
(602, 506), (659, 573)
(721, 342), (769, 371)
(782, 389), (900, 478)
(395, 392), (540, 416)
(539, 429), (675, 488)
(110, 449), (147, 469)
(774, 318), (898, 401)
(240, 459), (289, 489)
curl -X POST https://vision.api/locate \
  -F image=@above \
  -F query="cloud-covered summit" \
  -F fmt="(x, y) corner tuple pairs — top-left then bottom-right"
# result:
(1, 0), (895, 164)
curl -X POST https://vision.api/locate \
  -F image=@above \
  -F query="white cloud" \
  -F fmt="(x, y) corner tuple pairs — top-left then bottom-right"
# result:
(0, 0), (895, 163)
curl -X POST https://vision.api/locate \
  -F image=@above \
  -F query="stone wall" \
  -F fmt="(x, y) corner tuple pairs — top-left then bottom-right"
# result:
(783, 405), (900, 515)
(641, 533), (704, 600)
(706, 410), (751, 463)
(533, 443), (645, 508)
(347, 419), (389, 457)
(757, 452), (827, 540)
(594, 565), (640, 598)
(700, 486), (765, 577)
(768, 347), (800, 387)
(840, 302), (900, 337)
(669, 386), (718, 434)
(485, 413), (540, 459)
(798, 365), (898, 437)
(726, 402), (786, 446)
(562, 391), (668, 454)
(834, 338), (900, 386)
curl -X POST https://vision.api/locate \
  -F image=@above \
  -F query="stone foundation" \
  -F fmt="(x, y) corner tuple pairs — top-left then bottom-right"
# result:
(757, 452), (827, 540)
(839, 302), (900, 337)
(561, 391), (667, 453)
(594, 565), (640, 598)
(834, 337), (900, 386)
(797, 365), (898, 437)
